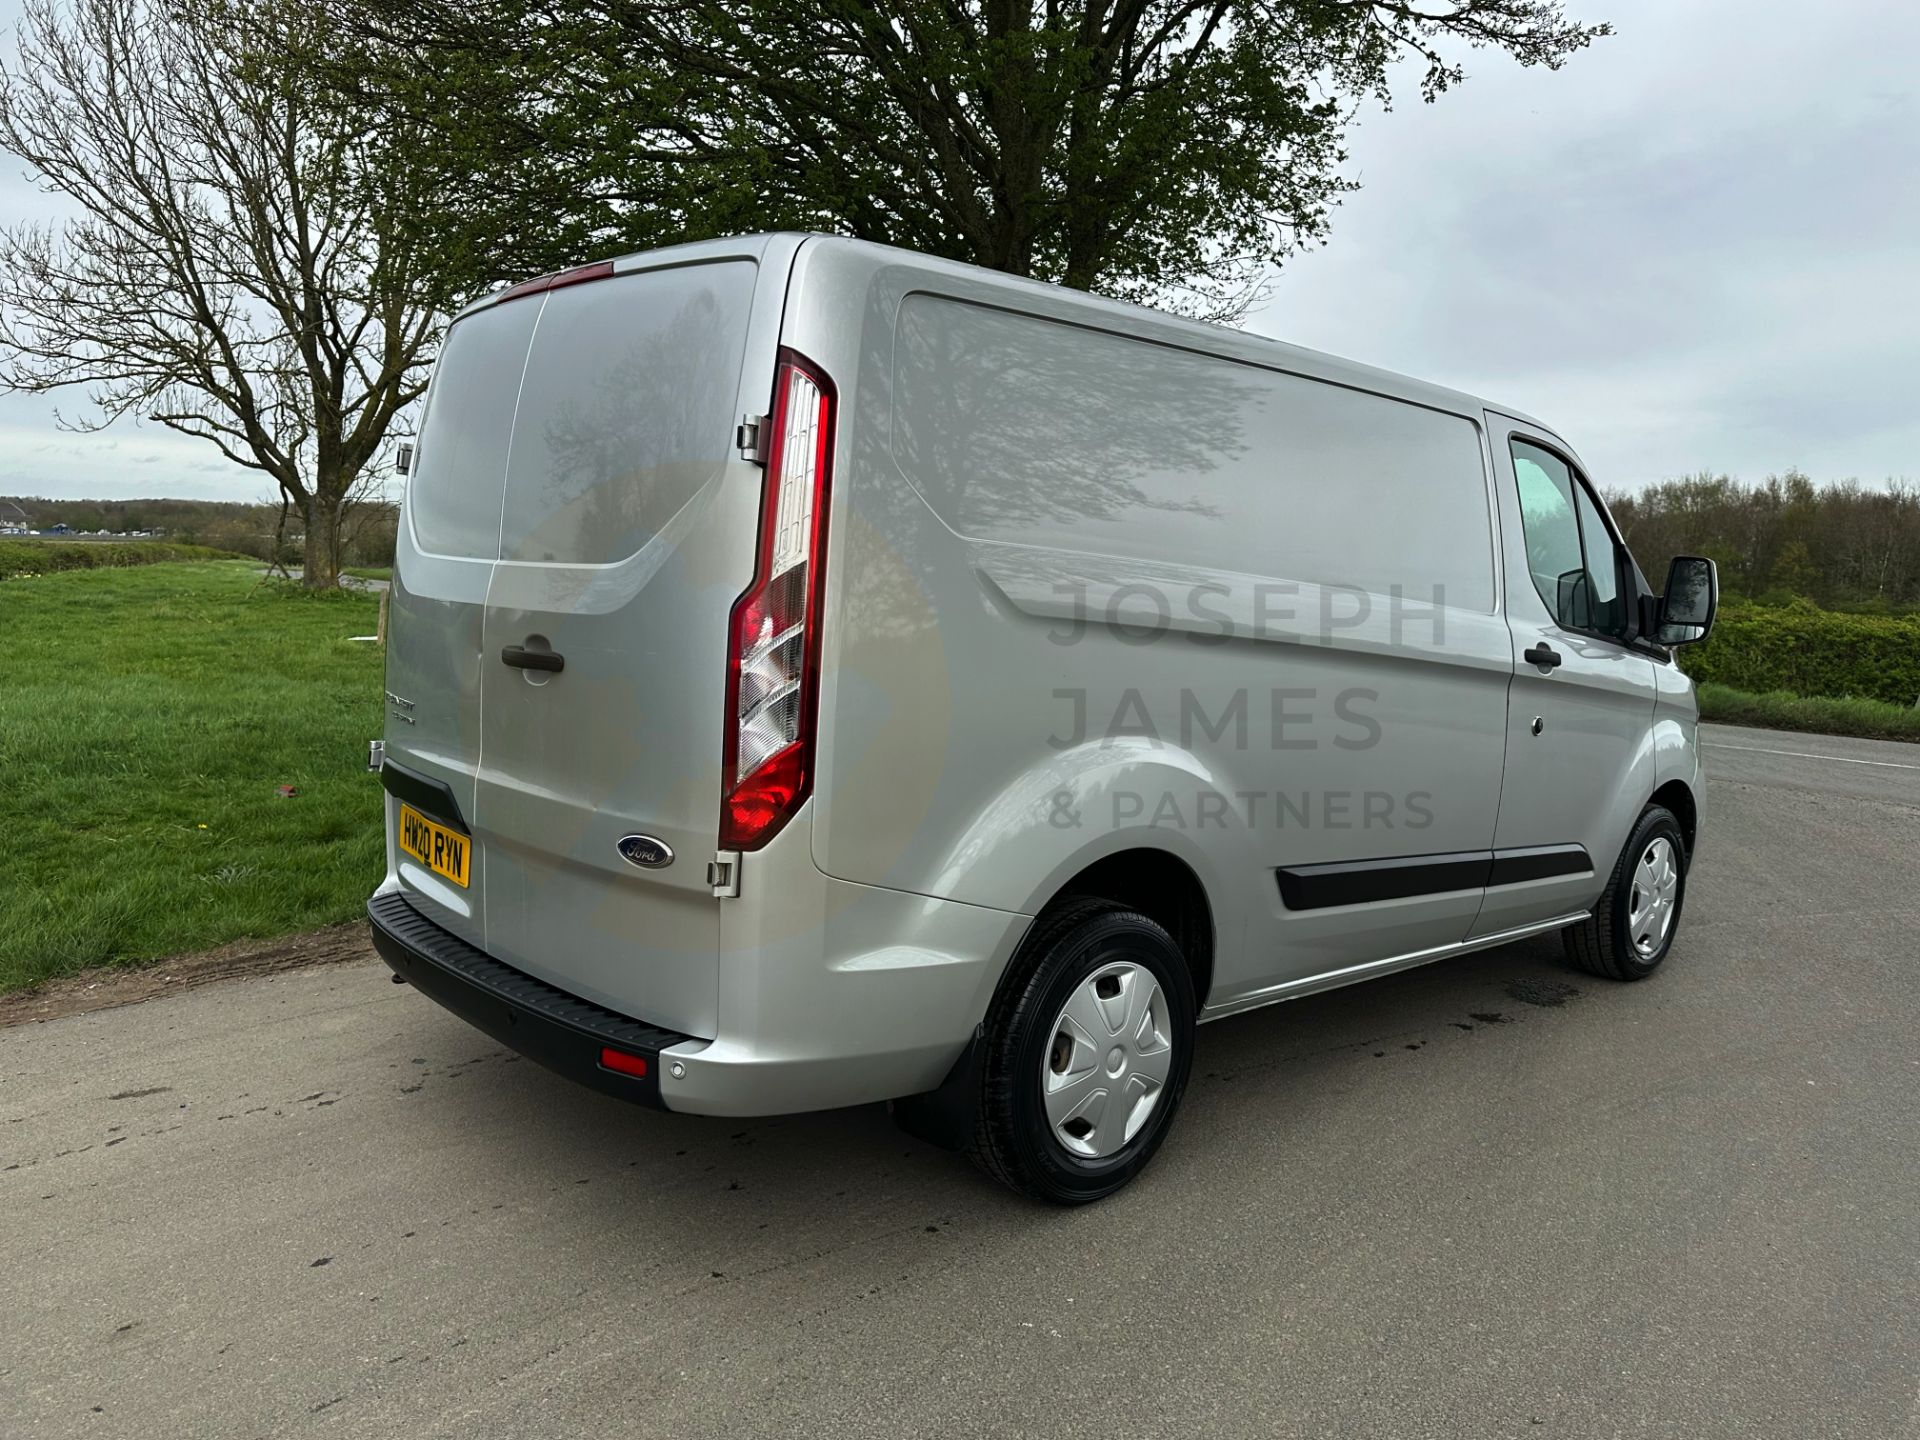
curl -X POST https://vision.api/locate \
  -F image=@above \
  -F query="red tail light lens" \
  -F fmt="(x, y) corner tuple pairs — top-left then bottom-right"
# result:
(721, 351), (834, 850)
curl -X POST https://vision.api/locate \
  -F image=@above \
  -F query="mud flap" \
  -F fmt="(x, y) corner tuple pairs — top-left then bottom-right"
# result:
(888, 1025), (986, 1153)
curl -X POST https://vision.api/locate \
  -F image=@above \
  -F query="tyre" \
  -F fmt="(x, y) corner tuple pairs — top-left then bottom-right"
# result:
(1564, 804), (1689, 981)
(967, 900), (1197, 1205)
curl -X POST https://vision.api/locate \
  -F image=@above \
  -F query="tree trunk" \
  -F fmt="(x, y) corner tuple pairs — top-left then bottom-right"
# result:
(302, 490), (345, 588)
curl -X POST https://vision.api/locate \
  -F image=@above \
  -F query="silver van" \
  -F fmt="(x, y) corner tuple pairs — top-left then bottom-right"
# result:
(368, 234), (1718, 1204)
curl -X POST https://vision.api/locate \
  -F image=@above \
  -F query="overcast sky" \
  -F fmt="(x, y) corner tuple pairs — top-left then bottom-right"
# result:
(1, 0), (1916, 503)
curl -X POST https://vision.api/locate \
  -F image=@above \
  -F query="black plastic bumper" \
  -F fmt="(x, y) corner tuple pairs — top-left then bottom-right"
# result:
(367, 891), (694, 1109)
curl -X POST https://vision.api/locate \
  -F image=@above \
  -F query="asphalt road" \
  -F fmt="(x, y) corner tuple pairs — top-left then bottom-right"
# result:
(5, 723), (1917, 1439)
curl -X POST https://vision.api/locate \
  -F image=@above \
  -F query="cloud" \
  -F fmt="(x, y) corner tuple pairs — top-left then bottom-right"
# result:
(0, 409), (257, 499)
(1248, 0), (1920, 489)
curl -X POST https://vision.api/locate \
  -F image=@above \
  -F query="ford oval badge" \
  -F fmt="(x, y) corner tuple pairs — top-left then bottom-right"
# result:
(616, 834), (674, 869)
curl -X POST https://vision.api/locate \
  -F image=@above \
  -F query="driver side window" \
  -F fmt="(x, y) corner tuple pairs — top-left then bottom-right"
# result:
(1511, 439), (1624, 637)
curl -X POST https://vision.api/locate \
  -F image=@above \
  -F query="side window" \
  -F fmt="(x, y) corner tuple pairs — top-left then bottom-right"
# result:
(1510, 438), (1624, 638)
(1571, 481), (1624, 634)
(1512, 441), (1584, 623)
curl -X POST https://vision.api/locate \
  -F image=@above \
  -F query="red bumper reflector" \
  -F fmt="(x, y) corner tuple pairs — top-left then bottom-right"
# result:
(598, 1047), (649, 1078)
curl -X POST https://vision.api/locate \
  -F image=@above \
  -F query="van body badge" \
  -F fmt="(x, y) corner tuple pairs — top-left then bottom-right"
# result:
(616, 834), (674, 869)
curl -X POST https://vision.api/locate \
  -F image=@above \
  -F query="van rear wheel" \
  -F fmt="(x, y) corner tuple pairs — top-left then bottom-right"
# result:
(1564, 804), (1689, 981)
(967, 901), (1196, 1205)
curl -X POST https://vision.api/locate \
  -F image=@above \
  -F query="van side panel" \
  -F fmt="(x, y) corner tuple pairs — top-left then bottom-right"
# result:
(784, 250), (1512, 1008)
(888, 295), (1497, 608)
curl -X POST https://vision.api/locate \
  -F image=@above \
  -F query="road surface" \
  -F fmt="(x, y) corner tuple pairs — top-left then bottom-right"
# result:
(4, 723), (1917, 1438)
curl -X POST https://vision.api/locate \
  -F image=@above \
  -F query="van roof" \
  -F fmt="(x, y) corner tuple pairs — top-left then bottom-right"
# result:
(458, 230), (1563, 448)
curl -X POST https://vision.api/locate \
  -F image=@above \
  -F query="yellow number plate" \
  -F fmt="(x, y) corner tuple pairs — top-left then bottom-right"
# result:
(398, 804), (470, 888)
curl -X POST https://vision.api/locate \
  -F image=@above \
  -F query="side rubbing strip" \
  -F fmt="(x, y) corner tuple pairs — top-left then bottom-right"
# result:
(1486, 844), (1592, 886)
(1276, 851), (1493, 911)
(1277, 844), (1594, 910)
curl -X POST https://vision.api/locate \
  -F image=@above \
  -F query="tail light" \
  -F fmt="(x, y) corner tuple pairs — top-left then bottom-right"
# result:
(721, 351), (835, 850)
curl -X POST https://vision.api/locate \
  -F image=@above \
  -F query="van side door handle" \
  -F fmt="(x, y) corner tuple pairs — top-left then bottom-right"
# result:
(1523, 642), (1562, 672)
(501, 645), (564, 673)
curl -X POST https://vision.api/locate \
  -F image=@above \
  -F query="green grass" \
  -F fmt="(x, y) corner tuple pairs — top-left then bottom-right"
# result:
(1698, 682), (1920, 744)
(0, 561), (385, 992)
(343, 565), (392, 582)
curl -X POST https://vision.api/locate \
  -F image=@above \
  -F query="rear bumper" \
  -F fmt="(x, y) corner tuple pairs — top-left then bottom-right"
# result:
(367, 891), (693, 1109)
(370, 838), (1033, 1117)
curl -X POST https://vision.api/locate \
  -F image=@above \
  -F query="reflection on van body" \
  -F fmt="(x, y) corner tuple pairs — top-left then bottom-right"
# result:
(369, 234), (1713, 1204)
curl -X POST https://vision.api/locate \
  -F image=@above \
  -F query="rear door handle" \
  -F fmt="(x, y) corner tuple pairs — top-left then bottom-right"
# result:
(1523, 643), (1562, 672)
(501, 645), (564, 673)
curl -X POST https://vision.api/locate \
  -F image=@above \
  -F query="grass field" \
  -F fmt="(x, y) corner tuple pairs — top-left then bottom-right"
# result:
(0, 561), (385, 993)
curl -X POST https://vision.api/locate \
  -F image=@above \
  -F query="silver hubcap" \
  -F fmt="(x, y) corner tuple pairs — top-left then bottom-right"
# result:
(1042, 962), (1174, 1160)
(1628, 836), (1681, 959)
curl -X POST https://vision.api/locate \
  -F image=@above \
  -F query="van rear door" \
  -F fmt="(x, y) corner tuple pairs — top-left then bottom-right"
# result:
(383, 295), (542, 950)
(474, 255), (775, 1038)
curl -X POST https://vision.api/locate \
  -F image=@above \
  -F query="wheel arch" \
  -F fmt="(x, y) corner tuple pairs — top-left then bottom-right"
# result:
(892, 842), (1216, 1156)
(1027, 846), (1216, 1011)
(1649, 777), (1699, 861)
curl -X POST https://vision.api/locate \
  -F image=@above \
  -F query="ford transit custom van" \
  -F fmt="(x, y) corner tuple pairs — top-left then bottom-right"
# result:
(368, 234), (1718, 1204)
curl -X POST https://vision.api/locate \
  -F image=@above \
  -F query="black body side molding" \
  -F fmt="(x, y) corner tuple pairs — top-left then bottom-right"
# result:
(1276, 844), (1592, 911)
(1486, 844), (1592, 887)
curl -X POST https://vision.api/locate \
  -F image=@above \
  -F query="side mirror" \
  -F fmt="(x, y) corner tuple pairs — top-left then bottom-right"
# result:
(1655, 555), (1717, 645)
(396, 442), (414, 477)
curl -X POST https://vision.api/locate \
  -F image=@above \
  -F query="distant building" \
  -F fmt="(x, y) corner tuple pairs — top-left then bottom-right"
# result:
(0, 500), (27, 534)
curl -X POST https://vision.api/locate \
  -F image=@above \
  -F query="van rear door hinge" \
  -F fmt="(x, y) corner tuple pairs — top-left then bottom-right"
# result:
(708, 850), (742, 899)
(736, 413), (770, 466)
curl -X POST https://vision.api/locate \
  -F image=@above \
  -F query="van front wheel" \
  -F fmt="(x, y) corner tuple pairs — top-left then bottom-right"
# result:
(968, 901), (1196, 1205)
(1564, 804), (1689, 981)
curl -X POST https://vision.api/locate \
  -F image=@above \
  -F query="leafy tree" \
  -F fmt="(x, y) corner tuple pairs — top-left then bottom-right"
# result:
(316, 0), (1609, 318)
(0, 0), (441, 587)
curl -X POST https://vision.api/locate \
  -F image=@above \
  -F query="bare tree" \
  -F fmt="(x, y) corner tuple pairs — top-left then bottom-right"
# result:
(0, 0), (440, 587)
(1610, 470), (1920, 610)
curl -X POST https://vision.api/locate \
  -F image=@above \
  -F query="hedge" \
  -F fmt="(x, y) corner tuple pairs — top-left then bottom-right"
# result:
(0, 539), (238, 580)
(1697, 683), (1920, 743)
(1679, 601), (1920, 708)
